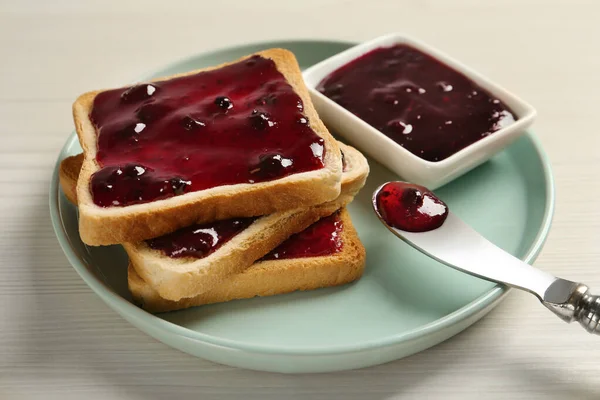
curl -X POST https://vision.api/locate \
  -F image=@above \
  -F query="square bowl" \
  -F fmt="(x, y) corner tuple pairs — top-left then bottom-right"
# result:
(303, 33), (537, 189)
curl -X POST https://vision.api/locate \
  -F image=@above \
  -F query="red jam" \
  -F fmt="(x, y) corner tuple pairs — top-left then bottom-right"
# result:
(375, 182), (448, 232)
(261, 212), (343, 260)
(90, 55), (325, 207)
(318, 44), (516, 162)
(147, 218), (256, 258)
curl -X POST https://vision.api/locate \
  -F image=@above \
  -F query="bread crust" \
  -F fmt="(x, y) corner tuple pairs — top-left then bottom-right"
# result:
(128, 208), (366, 313)
(59, 143), (369, 301)
(73, 49), (342, 246)
(58, 153), (83, 204)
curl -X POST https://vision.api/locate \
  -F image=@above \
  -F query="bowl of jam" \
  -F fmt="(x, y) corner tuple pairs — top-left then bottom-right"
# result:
(303, 33), (536, 189)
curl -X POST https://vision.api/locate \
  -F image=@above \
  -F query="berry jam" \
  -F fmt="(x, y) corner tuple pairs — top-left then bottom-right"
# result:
(375, 182), (448, 232)
(90, 55), (325, 207)
(147, 217), (256, 258)
(261, 212), (343, 260)
(318, 44), (516, 162)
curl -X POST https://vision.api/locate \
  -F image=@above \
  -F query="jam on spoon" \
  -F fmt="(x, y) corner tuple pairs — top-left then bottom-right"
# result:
(374, 181), (448, 232)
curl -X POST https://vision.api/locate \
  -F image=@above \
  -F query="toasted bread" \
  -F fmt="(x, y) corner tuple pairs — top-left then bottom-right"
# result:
(128, 208), (365, 313)
(59, 143), (369, 301)
(58, 153), (82, 204)
(73, 49), (342, 246)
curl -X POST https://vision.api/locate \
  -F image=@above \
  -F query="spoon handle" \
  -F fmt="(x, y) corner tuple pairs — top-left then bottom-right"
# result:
(542, 279), (600, 334)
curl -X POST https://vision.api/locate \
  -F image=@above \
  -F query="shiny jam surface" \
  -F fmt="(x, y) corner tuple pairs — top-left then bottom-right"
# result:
(318, 44), (516, 162)
(90, 55), (325, 207)
(375, 182), (448, 232)
(147, 218), (256, 258)
(262, 212), (344, 260)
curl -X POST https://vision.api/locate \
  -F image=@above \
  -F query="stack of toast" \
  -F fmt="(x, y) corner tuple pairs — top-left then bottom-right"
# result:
(62, 49), (369, 313)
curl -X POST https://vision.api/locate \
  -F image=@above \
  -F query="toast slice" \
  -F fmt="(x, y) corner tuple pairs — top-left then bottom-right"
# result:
(128, 208), (365, 313)
(59, 153), (83, 204)
(73, 48), (342, 246)
(59, 143), (369, 301)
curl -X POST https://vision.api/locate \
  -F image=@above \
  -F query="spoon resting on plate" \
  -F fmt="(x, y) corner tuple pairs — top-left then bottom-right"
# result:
(372, 181), (600, 335)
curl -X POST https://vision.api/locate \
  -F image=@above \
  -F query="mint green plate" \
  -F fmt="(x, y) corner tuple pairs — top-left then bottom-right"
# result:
(50, 40), (554, 373)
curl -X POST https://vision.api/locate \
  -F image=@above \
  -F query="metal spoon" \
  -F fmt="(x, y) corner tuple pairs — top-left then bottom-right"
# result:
(372, 182), (600, 334)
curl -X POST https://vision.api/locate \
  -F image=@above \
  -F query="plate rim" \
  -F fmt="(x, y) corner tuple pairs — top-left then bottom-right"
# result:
(49, 39), (555, 357)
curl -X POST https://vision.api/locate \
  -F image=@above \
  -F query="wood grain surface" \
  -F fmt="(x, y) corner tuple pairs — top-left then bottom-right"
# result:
(1, 0), (599, 399)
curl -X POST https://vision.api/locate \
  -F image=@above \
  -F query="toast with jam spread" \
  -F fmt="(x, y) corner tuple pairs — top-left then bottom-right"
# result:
(59, 143), (368, 301)
(72, 49), (343, 246)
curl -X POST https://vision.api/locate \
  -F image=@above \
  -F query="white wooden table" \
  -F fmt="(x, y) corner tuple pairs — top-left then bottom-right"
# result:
(2, 1), (600, 398)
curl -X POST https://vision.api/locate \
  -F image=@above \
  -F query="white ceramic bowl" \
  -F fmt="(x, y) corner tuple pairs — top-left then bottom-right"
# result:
(303, 33), (537, 189)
